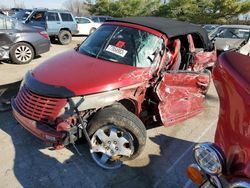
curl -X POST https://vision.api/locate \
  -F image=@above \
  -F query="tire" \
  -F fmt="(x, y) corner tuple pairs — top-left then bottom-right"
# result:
(88, 107), (146, 169)
(10, 42), (34, 64)
(89, 28), (96, 35)
(58, 30), (72, 45)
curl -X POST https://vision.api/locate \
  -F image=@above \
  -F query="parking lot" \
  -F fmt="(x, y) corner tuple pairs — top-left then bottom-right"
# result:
(0, 37), (219, 188)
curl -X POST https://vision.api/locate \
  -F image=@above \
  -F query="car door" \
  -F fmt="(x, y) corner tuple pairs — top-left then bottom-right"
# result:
(0, 16), (16, 59)
(155, 70), (210, 127)
(26, 11), (46, 29)
(77, 18), (92, 35)
(59, 13), (76, 33)
(46, 12), (61, 35)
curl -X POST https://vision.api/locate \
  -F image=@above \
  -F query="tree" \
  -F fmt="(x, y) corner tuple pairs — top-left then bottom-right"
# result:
(155, 0), (250, 24)
(64, 0), (89, 16)
(87, 0), (161, 17)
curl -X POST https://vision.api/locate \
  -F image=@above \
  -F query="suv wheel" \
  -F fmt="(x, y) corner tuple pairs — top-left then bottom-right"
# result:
(58, 30), (72, 45)
(88, 107), (146, 169)
(10, 42), (34, 64)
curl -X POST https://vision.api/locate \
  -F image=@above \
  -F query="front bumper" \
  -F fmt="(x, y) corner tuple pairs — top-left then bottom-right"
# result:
(188, 163), (250, 188)
(11, 99), (64, 144)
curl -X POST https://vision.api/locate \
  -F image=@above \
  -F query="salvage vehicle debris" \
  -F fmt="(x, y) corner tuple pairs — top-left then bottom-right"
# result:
(187, 52), (250, 187)
(11, 17), (216, 169)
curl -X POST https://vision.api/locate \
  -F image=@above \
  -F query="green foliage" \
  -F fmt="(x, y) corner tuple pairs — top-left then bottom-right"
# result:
(86, 0), (250, 24)
(155, 0), (250, 24)
(87, 0), (161, 17)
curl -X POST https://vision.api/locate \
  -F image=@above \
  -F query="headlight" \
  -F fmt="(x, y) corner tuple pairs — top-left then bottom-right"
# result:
(193, 142), (225, 175)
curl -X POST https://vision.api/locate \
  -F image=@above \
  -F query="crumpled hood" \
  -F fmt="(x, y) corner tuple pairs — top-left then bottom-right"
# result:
(31, 49), (150, 96)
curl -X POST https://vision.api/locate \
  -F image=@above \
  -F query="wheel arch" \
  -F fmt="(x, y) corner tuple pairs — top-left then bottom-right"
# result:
(118, 99), (137, 114)
(60, 28), (71, 33)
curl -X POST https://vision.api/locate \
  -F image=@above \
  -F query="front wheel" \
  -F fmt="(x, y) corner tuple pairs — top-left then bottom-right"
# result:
(10, 42), (34, 64)
(88, 107), (146, 169)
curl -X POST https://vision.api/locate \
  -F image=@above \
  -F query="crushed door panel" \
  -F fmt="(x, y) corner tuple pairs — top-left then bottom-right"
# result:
(156, 71), (209, 127)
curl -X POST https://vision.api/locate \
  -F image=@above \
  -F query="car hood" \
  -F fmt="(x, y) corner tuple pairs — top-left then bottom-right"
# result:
(31, 49), (151, 97)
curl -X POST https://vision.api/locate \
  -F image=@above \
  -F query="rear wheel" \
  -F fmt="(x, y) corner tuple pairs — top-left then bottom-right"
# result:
(88, 107), (146, 169)
(58, 30), (72, 45)
(10, 42), (34, 64)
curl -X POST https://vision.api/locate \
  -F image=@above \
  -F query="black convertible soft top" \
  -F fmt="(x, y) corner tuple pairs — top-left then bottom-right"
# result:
(107, 17), (211, 50)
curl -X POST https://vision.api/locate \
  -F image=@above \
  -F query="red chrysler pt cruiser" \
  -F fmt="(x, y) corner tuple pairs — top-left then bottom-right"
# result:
(12, 17), (216, 169)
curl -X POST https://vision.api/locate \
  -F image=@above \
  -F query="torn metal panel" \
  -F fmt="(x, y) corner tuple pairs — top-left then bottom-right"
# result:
(69, 82), (147, 114)
(156, 72), (208, 127)
(193, 51), (217, 71)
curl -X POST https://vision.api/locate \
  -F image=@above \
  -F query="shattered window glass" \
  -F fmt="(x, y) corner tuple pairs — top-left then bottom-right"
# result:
(78, 24), (163, 68)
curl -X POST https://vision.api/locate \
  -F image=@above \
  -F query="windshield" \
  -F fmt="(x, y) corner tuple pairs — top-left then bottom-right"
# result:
(78, 25), (163, 68)
(13, 10), (31, 21)
(210, 27), (250, 40)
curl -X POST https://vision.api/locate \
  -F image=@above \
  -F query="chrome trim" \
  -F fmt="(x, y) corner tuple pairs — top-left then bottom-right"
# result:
(193, 142), (225, 175)
(230, 181), (250, 188)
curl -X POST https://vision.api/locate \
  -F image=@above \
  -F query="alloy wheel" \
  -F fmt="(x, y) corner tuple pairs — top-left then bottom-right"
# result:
(90, 125), (134, 169)
(14, 45), (32, 63)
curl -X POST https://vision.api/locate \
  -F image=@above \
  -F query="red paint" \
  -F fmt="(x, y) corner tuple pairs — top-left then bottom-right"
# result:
(156, 72), (209, 126)
(169, 39), (181, 70)
(12, 20), (216, 147)
(115, 41), (125, 48)
(213, 52), (250, 178)
(14, 85), (67, 124)
(12, 105), (64, 144)
(32, 50), (151, 96)
(193, 51), (217, 71)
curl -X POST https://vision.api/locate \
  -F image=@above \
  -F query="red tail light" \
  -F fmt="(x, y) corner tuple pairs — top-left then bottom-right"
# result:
(39, 31), (49, 38)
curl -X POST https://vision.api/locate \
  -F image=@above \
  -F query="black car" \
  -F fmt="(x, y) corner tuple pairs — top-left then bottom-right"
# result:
(0, 14), (50, 64)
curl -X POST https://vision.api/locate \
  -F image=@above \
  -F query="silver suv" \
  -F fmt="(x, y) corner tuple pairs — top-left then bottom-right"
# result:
(14, 9), (78, 45)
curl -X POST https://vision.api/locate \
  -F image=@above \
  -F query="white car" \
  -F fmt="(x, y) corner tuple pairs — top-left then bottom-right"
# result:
(75, 17), (101, 35)
(209, 25), (250, 55)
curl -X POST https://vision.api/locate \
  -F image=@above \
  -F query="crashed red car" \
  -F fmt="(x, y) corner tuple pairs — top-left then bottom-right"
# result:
(12, 17), (216, 169)
(187, 52), (250, 187)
